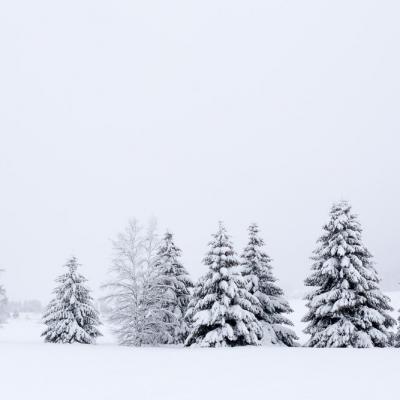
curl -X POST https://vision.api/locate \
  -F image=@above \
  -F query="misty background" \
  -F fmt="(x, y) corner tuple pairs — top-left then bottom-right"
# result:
(0, 1), (399, 303)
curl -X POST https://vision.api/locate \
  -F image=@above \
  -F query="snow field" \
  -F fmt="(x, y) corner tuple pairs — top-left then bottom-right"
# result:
(1, 294), (400, 400)
(1, 338), (399, 400)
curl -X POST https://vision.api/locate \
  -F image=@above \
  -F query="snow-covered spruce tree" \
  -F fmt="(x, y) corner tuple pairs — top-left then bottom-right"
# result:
(303, 201), (395, 348)
(394, 312), (400, 347)
(42, 257), (101, 344)
(241, 223), (298, 346)
(154, 231), (194, 344)
(185, 222), (262, 347)
(103, 219), (174, 346)
(185, 275), (205, 334)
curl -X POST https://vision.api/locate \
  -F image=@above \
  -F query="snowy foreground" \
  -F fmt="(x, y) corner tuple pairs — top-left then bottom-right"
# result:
(1, 295), (400, 400)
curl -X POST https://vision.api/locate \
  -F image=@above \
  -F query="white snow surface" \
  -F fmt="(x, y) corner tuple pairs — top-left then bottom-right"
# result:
(1, 294), (400, 400)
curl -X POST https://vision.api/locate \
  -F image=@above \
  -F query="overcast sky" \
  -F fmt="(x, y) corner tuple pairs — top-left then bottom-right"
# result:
(1, 1), (399, 303)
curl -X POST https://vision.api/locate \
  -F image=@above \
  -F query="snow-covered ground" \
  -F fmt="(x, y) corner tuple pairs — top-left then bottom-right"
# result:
(1, 295), (400, 400)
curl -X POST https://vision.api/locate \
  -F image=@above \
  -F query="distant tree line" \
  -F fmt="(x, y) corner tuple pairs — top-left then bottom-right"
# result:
(7, 300), (43, 316)
(1, 200), (399, 347)
(0, 271), (6, 324)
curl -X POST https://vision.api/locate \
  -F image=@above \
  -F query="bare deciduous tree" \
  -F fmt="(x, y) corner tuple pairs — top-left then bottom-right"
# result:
(102, 219), (176, 346)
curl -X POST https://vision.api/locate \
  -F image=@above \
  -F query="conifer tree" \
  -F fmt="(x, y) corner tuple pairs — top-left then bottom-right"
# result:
(394, 312), (400, 347)
(42, 257), (101, 344)
(155, 231), (194, 343)
(303, 201), (395, 347)
(185, 222), (262, 347)
(185, 275), (205, 333)
(241, 223), (297, 346)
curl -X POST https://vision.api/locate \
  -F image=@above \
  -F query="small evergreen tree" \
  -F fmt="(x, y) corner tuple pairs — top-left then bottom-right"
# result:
(303, 201), (395, 347)
(155, 231), (194, 344)
(42, 257), (101, 344)
(241, 223), (298, 346)
(185, 222), (262, 347)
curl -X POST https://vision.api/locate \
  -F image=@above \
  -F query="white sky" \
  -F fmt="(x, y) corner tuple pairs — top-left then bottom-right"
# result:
(1, 1), (400, 302)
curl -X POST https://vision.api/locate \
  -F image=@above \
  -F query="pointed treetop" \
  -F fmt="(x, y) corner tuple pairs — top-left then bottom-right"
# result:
(204, 221), (238, 271)
(248, 222), (259, 233)
(247, 223), (265, 247)
(328, 199), (359, 227)
(215, 220), (230, 236)
(214, 221), (229, 240)
(65, 256), (79, 272)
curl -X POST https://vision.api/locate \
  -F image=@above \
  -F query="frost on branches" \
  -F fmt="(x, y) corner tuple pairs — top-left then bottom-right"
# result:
(185, 222), (262, 347)
(103, 219), (177, 346)
(241, 223), (298, 346)
(42, 257), (101, 344)
(155, 231), (193, 344)
(303, 201), (395, 348)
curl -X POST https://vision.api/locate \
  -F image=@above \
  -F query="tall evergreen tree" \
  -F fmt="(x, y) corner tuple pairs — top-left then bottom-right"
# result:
(42, 257), (101, 344)
(155, 231), (194, 344)
(303, 201), (395, 347)
(241, 223), (298, 346)
(185, 222), (262, 347)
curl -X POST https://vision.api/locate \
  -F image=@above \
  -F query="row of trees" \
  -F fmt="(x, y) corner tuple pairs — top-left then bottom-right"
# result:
(184, 222), (297, 347)
(35, 201), (400, 347)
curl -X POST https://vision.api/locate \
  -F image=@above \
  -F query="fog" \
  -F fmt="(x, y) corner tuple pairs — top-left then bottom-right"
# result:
(1, 1), (399, 302)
